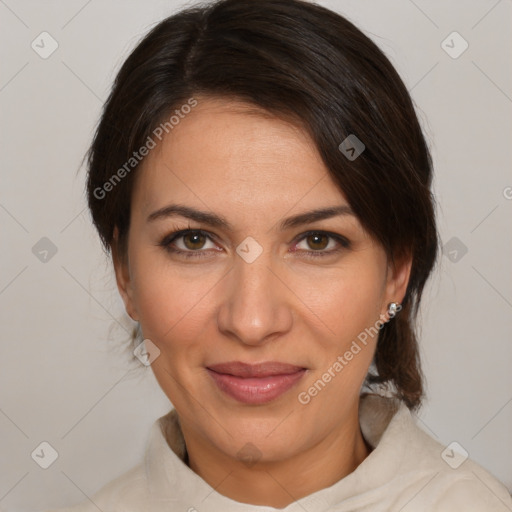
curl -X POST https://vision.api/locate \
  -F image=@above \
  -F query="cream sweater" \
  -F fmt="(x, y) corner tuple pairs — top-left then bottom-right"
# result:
(45, 393), (512, 511)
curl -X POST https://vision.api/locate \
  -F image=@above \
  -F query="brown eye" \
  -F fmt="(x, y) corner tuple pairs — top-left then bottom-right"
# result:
(305, 233), (329, 251)
(182, 232), (208, 250)
(293, 231), (350, 259)
(160, 229), (218, 258)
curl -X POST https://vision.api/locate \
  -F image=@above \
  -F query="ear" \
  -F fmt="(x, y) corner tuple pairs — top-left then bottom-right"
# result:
(111, 227), (139, 321)
(382, 251), (413, 317)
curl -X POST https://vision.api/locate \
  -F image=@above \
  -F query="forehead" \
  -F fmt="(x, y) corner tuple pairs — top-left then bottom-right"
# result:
(132, 97), (349, 223)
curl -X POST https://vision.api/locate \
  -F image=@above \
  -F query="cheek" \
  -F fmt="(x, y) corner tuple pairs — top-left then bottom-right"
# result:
(129, 249), (220, 350)
(289, 257), (386, 344)
(295, 265), (385, 405)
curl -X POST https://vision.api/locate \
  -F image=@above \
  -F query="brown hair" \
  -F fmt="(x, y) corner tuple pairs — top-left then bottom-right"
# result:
(85, 0), (439, 410)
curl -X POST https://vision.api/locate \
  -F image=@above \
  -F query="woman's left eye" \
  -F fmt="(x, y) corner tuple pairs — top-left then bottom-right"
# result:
(293, 231), (350, 258)
(159, 229), (349, 259)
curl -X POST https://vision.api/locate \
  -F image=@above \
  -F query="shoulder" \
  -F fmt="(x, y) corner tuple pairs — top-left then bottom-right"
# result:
(360, 394), (512, 510)
(410, 434), (512, 510)
(43, 463), (149, 512)
(428, 475), (512, 511)
(393, 402), (512, 510)
(43, 408), (188, 511)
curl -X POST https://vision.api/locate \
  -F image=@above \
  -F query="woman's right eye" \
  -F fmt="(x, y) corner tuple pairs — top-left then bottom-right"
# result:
(159, 229), (219, 259)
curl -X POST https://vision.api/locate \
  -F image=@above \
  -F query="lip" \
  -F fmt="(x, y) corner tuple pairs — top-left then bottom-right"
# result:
(206, 361), (307, 405)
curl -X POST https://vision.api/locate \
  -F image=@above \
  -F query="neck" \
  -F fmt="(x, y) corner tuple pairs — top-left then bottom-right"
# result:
(179, 410), (371, 508)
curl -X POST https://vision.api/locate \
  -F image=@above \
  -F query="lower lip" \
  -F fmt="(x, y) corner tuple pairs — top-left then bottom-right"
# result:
(206, 368), (306, 405)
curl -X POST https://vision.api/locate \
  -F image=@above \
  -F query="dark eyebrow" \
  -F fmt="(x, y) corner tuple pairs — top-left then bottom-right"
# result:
(146, 204), (354, 231)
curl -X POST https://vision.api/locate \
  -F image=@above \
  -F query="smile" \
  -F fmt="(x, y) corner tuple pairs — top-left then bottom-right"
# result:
(206, 361), (307, 405)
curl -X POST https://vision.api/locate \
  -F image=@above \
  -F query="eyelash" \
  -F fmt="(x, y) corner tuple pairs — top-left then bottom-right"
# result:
(158, 227), (350, 260)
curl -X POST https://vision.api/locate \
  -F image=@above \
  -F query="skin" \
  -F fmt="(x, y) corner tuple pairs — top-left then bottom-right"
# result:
(112, 96), (411, 507)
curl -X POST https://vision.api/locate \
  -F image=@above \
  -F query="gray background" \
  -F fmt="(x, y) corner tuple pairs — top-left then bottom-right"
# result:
(1, 0), (511, 510)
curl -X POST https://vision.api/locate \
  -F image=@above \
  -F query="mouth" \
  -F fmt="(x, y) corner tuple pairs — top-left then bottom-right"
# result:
(206, 361), (307, 405)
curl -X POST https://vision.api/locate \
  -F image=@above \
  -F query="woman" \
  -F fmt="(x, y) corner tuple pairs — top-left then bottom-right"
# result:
(48, 0), (512, 510)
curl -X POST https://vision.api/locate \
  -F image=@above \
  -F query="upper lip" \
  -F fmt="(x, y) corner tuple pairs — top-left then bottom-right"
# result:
(207, 361), (306, 378)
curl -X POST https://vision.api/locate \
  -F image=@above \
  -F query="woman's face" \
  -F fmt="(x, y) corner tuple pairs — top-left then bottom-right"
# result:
(114, 96), (410, 464)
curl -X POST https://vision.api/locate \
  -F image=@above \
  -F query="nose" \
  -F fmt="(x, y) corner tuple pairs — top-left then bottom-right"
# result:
(216, 249), (293, 347)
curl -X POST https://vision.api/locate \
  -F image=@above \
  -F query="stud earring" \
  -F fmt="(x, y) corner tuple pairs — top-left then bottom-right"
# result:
(387, 302), (401, 319)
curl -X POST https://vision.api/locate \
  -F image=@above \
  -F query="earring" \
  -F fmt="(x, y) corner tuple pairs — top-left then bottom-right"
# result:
(387, 302), (401, 319)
